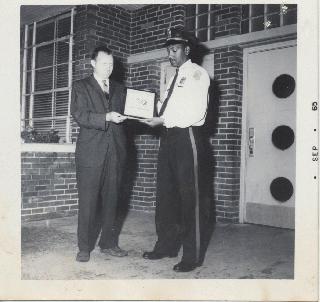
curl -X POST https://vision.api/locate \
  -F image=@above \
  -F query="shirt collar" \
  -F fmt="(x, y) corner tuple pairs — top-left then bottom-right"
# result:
(178, 59), (192, 71)
(93, 73), (109, 86)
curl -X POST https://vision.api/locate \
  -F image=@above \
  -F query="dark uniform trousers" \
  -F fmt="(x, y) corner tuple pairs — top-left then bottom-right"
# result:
(154, 126), (210, 265)
(76, 129), (126, 253)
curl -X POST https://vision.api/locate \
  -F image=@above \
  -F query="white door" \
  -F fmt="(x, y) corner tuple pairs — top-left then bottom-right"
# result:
(242, 41), (296, 229)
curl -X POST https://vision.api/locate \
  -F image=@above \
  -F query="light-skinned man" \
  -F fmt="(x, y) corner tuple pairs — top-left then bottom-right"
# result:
(71, 46), (128, 262)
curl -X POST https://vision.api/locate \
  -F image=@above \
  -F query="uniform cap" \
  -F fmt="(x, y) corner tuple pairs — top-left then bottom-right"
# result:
(164, 27), (189, 46)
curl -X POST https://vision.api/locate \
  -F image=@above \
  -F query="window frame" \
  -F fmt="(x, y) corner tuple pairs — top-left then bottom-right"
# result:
(241, 4), (297, 34)
(21, 8), (75, 144)
(185, 4), (215, 42)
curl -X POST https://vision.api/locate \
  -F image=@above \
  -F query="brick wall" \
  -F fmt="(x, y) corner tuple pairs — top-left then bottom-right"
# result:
(212, 45), (243, 223)
(213, 4), (241, 38)
(126, 134), (159, 211)
(21, 152), (77, 221)
(126, 4), (244, 221)
(126, 60), (163, 211)
(21, 4), (133, 221)
(131, 4), (185, 54)
(71, 4), (132, 141)
(73, 4), (130, 81)
(22, 4), (245, 222)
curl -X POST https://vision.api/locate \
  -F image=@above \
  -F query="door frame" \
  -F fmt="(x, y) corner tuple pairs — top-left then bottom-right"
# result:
(239, 39), (297, 223)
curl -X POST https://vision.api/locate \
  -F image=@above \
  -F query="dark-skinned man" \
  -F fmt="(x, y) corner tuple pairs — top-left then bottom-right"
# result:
(141, 28), (210, 272)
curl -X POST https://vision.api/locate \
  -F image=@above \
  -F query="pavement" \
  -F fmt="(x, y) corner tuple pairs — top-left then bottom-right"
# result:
(21, 211), (294, 279)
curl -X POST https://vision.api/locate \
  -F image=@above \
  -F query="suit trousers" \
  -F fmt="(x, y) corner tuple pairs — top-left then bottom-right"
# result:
(76, 143), (124, 252)
(154, 127), (209, 265)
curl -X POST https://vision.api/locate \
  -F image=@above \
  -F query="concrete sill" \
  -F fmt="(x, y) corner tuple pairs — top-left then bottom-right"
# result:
(21, 143), (75, 153)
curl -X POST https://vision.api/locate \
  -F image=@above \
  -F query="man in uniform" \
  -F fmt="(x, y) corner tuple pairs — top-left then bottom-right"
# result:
(71, 46), (128, 262)
(141, 28), (211, 272)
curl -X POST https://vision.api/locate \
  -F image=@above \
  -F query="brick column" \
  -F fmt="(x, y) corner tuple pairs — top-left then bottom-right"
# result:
(212, 45), (243, 223)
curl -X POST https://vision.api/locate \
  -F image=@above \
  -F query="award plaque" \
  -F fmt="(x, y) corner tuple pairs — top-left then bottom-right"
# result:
(124, 88), (155, 119)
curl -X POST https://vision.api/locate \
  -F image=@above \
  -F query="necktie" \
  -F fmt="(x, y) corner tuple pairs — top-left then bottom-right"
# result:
(102, 79), (110, 111)
(158, 68), (179, 116)
(102, 79), (109, 94)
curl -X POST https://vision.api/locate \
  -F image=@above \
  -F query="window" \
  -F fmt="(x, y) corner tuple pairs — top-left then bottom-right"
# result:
(241, 4), (297, 34)
(185, 4), (215, 42)
(21, 9), (75, 143)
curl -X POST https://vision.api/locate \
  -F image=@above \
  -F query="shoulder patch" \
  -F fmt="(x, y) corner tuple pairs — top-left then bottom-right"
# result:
(193, 70), (202, 80)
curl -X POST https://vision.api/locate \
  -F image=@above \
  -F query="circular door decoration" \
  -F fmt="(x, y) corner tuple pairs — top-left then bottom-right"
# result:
(272, 74), (295, 98)
(272, 125), (295, 150)
(270, 177), (293, 202)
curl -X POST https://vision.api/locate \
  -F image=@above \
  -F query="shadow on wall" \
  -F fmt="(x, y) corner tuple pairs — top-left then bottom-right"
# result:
(205, 78), (220, 216)
(110, 58), (126, 84)
(191, 42), (221, 225)
(190, 41), (221, 258)
(197, 76), (221, 261)
(114, 121), (161, 242)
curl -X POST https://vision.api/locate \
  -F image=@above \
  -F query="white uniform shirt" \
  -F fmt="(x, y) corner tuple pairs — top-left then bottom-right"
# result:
(157, 59), (210, 128)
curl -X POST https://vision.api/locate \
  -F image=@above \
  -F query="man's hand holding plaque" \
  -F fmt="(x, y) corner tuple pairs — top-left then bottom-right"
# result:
(140, 117), (164, 127)
(124, 88), (155, 120)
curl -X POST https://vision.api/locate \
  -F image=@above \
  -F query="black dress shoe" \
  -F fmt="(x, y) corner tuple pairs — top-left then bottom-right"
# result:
(142, 251), (178, 260)
(76, 251), (90, 262)
(173, 261), (199, 272)
(100, 246), (128, 257)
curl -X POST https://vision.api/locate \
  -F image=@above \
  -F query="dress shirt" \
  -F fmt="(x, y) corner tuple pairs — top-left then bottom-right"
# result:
(94, 73), (109, 93)
(157, 59), (210, 128)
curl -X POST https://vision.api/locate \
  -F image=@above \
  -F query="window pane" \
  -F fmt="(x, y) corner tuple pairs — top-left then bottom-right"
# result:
(251, 4), (264, 17)
(25, 95), (30, 121)
(56, 40), (69, 64)
(198, 14), (208, 29)
(286, 4), (297, 10)
(241, 20), (249, 34)
(186, 5), (196, 17)
(267, 14), (280, 29)
(198, 4), (208, 14)
(26, 48), (33, 71)
(56, 64), (69, 88)
(36, 21), (55, 44)
(53, 118), (67, 142)
(209, 27), (215, 40)
(28, 25), (33, 46)
(33, 119), (53, 133)
(36, 43), (54, 69)
(55, 90), (69, 116)
(197, 29), (208, 42)
(283, 9), (297, 25)
(185, 17), (195, 31)
(33, 93), (52, 118)
(210, 12), (215, 26)
(242, 5), (249, 19)
(57, 16), (71, 38)
(267, 4), (279, 14)
(22, 12), (73, 143)
(251, 16), (264, 32)
(20, 29), (25, 49)
(35, 67), (53, 91)
(26, 71), (32, 94)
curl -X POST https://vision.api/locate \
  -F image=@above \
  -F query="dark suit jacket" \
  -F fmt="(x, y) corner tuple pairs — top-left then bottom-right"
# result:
(71, 75), (127, 167)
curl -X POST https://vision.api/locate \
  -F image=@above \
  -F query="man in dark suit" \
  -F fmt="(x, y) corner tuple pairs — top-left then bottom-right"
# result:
(71, 46), (128, 262)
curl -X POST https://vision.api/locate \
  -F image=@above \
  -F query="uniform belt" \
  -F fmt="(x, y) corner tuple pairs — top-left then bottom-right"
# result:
(160, 126), (203, 137)
(160, 126), (188, 136)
